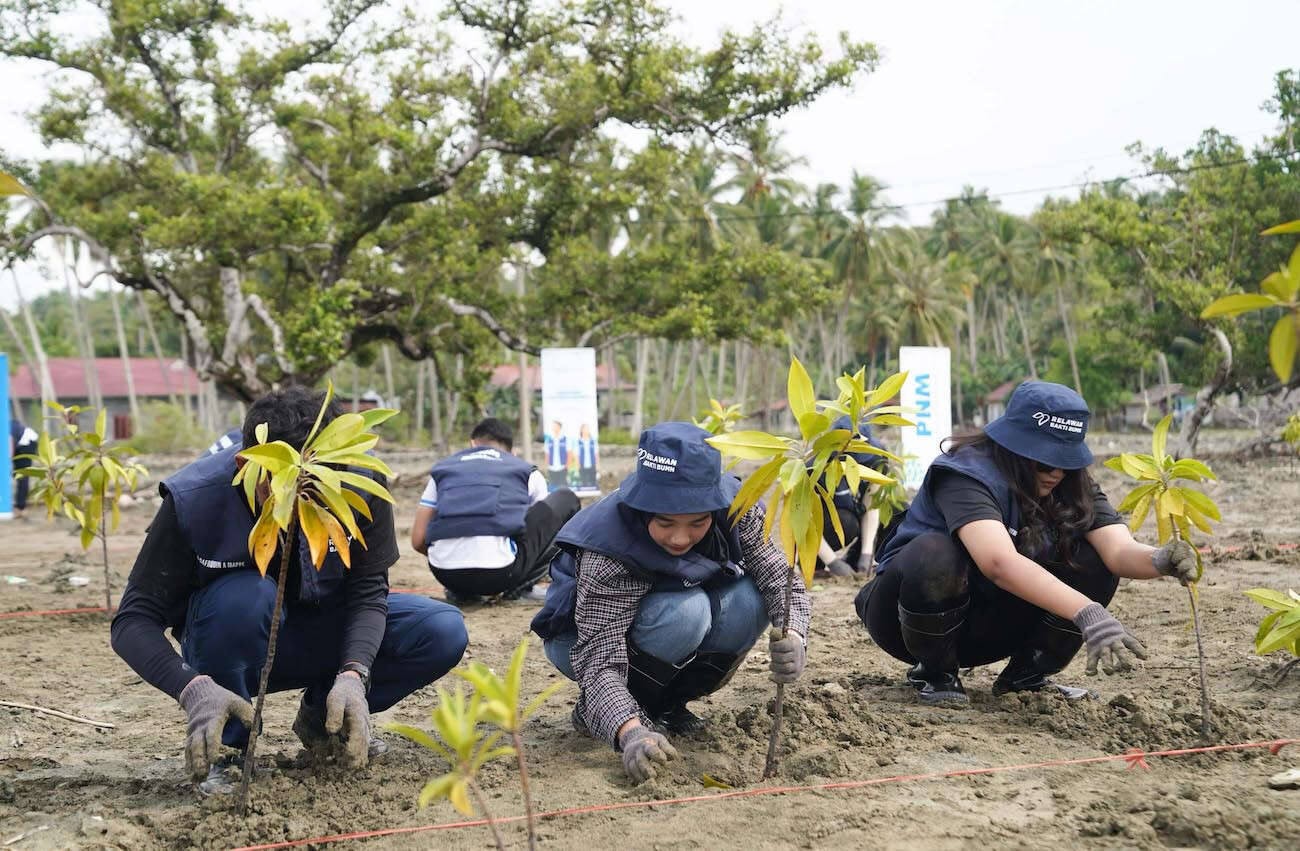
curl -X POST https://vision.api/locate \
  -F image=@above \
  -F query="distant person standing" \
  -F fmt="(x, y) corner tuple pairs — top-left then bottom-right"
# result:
(544, 419), (568, 490)
(576, 423), (598, 489)
(9, 415), (38, 515)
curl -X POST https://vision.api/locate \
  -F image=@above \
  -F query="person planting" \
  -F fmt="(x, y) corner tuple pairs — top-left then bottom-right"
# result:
(531, 422), (811, 784)
(110, 386), (469, 794)
(855, 381), (1197, 704)
(813, 414), (886, 577)
(411, 417), (579, 606)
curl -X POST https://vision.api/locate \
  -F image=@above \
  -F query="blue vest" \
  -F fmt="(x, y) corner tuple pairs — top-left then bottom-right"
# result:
(815, 420), (885, 513)
(424, 447), (535, 542)
(202, 427), (243, 459)
(875, 444), (1022, 573)
(160, 447), (352, 604)
(530, 478), (744, 639)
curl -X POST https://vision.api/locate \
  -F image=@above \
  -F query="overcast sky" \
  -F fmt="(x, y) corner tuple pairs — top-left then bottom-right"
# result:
(3, 0), (1298, 310)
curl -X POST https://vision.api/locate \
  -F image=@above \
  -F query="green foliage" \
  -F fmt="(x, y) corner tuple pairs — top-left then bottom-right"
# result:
(707, 359), (908, 588)
(1200, 229), (1300, 383)
(1243, 588), (1300, 659)
(693, 398), (743, 436)
(1282, 413), (1300, 453)
(129, 401), (208, 454)
(15, 402), (148, 607)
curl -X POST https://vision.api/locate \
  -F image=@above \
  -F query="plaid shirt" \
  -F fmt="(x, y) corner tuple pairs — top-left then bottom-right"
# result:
(570, 503), (812, 747)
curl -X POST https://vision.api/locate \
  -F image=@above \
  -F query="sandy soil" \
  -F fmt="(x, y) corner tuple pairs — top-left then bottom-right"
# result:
(1, 442), (1298, 849)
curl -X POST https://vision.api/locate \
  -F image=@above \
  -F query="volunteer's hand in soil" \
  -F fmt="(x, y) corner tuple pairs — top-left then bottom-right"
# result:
(826, 558), (854, 578)
(178, 675), (254, 780)
(769, 630), (806, 683)
(1152, 539), (1198, 585)
(1072, 603), (1148, 675)
(619, 724), (678, 784)
(325, 672), (370, 768)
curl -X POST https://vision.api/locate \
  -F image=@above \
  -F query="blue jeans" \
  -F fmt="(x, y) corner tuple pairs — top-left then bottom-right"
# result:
(544, 574), (769, 680)
(181, 571), (468, 747)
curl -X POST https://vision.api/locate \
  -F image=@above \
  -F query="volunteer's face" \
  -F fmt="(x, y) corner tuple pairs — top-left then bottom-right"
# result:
(647, 512), (713, 556)
(1034, 464), (1065, 497)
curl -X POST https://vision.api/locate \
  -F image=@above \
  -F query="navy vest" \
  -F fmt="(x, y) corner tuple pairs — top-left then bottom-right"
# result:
(160, 446), (350, 605)
(813, 420), (885, 513)
(875, 444), (1022, 573)
(424, 447), (535, 542)
(530, 478), (743, 639)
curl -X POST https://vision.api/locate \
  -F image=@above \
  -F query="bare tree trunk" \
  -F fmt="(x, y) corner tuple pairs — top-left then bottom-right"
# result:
(715, 340), (726, 402)
(107, 283), (141, 428)
(61, 246), (103, 411)
(1156, 351), (1172, 414)
(444, 355), (464, 434)
(136, 290), (176, 406)
(655, 341), (675, 421)
(1055, 283), (1082, 394)
(414, 359), (426, 438)
(351, 362), (360, 411)
(965, 291), (978, 370)
(606, 342), (621, 434)
(953, 321), (965, 426)
(179, 333), (195, 420)
(632, 338), (647, 437)
(381, 345), (396, 408)
(667, 341), (698, 421)
(428, 358), (443, 449)
(8, 268), (57, 413)
(1009, 293), (1037, 380)
(1179, 329), (1233, 456)
(736, 342), (749, 415)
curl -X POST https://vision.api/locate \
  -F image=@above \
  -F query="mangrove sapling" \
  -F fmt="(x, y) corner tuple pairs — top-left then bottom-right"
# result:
(1105, 413), (1221, 739)
(1243, 589), (1300, 685)
(707, 359), (910, 777)
(694, 398), (744, 436)
(455, 636), (566, 851)
(232, 383), (397, 813)
(16, 403), (147, 609)
(386, 684), (515, 851)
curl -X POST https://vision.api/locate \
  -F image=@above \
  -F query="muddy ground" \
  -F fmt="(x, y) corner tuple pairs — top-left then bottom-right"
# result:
(1, 436), (1298, 849)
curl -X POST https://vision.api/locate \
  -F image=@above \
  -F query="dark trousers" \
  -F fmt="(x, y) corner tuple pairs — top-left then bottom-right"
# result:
(856, 532), (1118, 668)
(432, 489), (580, 597)
(11, 454), (30, 510)
(181, 572), (468, 747)
(820, 503), (862, 566)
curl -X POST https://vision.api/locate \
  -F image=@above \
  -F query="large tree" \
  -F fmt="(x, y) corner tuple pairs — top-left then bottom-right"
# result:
(1, 0), (876, 399)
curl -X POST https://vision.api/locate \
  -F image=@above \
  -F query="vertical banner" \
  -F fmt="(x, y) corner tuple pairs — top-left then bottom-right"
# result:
(899, 346), (953, 490)
(540, 347), (601, 497)
(1, 352), (11, 519)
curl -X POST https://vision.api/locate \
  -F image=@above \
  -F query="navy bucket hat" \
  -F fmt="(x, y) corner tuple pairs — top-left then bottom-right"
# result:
(620, 422), (736, 515)
(984, 381), (1094, 470)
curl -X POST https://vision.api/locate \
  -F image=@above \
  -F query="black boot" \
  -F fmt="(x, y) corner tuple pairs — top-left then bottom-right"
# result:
(653, 651), (746, 735)
(993, 614), (1096, 701)
(899, 601), (969, 705)
(625, 638), (694, 722)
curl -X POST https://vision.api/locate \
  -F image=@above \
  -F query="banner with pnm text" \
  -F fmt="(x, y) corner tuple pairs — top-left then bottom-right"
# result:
(540, 347), (601, 497)
(899, 346), (952, 490)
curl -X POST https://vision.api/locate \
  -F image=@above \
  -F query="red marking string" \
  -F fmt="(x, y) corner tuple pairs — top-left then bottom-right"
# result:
(0, 606), (112, 619)
(226, 738), (1297, 851)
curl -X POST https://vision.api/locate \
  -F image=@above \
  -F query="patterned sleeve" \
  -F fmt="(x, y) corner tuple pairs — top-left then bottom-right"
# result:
(735, 504), (812, 639)
(570, 550), (654, 748)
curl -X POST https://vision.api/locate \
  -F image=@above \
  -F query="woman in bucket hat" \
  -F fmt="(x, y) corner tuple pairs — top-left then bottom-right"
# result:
(531, 422), (811, 784)
(855, 381), (1197, 705)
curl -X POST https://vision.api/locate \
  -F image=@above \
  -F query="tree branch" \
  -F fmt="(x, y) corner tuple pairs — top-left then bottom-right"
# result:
(245, 293), (294, 376)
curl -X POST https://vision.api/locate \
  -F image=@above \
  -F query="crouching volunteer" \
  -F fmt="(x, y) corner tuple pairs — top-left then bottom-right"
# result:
(411, 417), (580, 606)
(815, 415), (887, 577)
(856, 381), (1197, 705)
(110, 387), (469, 794)
(531, 422), (811, 784)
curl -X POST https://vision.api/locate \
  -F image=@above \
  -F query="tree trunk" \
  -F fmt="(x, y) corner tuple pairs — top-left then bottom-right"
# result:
(61, 246), (104, 411)
(380, 345), (396, 408)
(414, 360), (426, 438)
(715, 340), (726, 403)
(606, 342), (621, 434)
(667, 341), (699, 421)
(0, 309), (38, 406)
(632, 338), (647, 437)
(8, 268), (58, 414)
(1055, 283), (1083, 394)
(735, 342), (749, 415)
(1179, 329), (1233, 456)
(107, 283), (141, 428)
(351, 362), (360, 411)
(428, 358), (443, 449)
(1009, 293), (1037, 380)
(965, 290), (978, 370)
(519, 350), (533, 461)
(953, 321), (964, 426)
(136, 290), (177, 406)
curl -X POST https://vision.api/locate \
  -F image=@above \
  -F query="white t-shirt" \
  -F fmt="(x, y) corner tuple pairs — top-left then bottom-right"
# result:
(420, 470), (549, 570)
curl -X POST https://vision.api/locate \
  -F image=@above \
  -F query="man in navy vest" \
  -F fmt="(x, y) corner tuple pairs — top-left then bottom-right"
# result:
(111, 387), (469, 795)
(412, 417), (579, 606)
(544, 419), (568, 489)
(9, 414), (38, 515)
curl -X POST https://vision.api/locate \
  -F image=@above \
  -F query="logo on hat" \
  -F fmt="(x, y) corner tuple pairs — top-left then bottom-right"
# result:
(1032, 410), (1085, 434)
(636, 447), (679, 473)
(1032, 412), (1050, 427)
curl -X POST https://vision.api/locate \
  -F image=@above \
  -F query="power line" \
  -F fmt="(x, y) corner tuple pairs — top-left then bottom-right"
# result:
(630, 147), (1300, 226)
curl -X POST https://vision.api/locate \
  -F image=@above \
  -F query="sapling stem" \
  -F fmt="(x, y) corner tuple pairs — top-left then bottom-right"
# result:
(763, 562), (796, 779)
(512, 729), (538, 851)
(467, 777), (507, 851)
(1186, 584), (1212, 740)
(238, 517), (295, 814)
(99, 498), (111, 611)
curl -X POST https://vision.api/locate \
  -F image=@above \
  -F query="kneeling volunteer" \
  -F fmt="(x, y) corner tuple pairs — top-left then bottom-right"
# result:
(111, 387), (470, 794)
(815, 415), (887, 576)
(856, 381), (1197, 704)
(531, 422), (810, 783)
(412, 417), (579, 606)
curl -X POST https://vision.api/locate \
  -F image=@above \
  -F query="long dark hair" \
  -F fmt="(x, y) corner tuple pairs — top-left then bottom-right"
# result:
(942, 432), (1095, 567)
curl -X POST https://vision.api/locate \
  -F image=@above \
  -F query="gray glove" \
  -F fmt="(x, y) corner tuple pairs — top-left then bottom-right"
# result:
(618, 724), (678, 784)
(1152, 539), (1198, 585)
(826, 558), (854, 578)
(768, 629), (806, 684)
(178, 675), (254, 780)
(325, 672), (371, 768)
(1072, 603), (1148, 675)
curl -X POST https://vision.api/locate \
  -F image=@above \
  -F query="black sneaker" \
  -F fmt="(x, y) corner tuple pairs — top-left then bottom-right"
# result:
(654, 704), (709, 735)
(443, 588), (482, 608)
(906, 664), (969, 705)
(992, 671), (1096, 701)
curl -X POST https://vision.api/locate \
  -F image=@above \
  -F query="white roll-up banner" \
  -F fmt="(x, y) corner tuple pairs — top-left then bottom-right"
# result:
(899, 346), (952, 490)
(540, 347), (601, 496)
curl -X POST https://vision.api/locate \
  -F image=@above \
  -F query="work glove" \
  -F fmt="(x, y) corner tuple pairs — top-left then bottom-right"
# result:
(324, 672), (371, 768)
(178, 675), (254, 781)
(768, 628), (806, 684)
(1152, 539), (1199, 586)
(1072, 603), (1148, 675)
(826, 558), (854, 578)
(618, 724), (678, 784)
